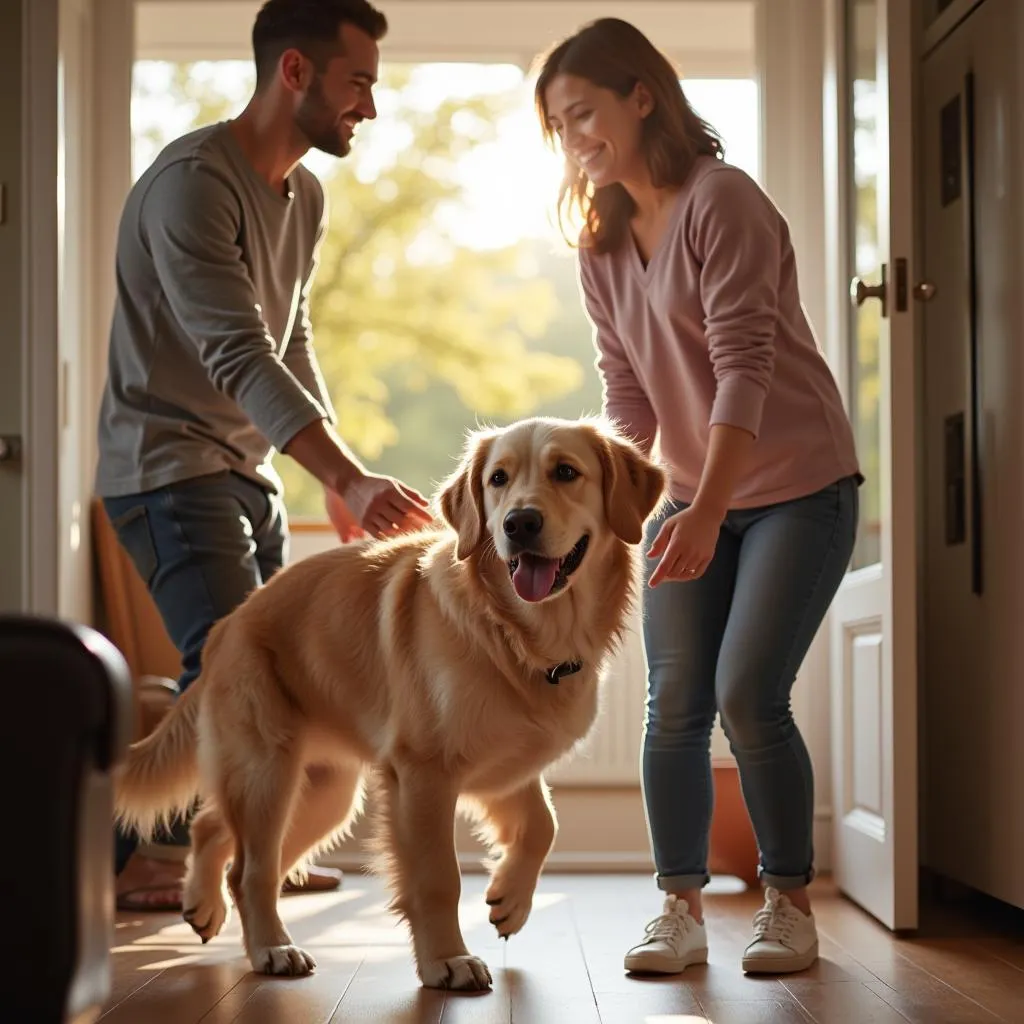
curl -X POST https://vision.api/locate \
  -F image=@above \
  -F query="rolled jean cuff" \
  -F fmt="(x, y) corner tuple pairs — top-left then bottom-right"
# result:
(657, 871), (710, 892)
(759, 866), (816, 890)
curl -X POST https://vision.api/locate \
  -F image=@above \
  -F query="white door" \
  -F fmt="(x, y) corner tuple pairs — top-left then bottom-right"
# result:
(826, 0), (920, 931)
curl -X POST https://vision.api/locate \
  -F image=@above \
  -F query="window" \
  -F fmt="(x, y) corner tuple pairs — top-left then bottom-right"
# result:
(131, 60), (760, 519)
(845, 1), (882, 569)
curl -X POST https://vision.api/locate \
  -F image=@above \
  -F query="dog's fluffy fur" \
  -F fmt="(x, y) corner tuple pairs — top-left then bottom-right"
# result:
(114, 417), (665, 990)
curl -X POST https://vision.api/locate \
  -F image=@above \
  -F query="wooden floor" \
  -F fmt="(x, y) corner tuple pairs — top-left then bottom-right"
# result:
(101, 873), (1024, 1023)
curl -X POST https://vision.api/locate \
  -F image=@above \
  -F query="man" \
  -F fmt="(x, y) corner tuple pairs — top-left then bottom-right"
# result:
(96, 0), (431, 911)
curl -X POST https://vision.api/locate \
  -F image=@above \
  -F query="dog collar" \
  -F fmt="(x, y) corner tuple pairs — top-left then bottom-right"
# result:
(545, 660), (583, 685)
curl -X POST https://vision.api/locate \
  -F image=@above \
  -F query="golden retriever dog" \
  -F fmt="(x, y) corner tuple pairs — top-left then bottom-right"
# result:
(114, 417), (664, 990)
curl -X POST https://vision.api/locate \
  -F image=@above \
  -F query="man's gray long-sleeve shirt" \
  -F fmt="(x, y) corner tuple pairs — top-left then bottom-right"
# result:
(95, 123), (337, 498)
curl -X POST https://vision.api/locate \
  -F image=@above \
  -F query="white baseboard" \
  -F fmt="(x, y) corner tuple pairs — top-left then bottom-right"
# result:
(317, 786), (831, 876)
(320, 804), (835, 877)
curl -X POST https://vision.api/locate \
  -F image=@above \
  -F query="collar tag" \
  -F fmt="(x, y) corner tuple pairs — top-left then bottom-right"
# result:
(545, 660), (583, 685)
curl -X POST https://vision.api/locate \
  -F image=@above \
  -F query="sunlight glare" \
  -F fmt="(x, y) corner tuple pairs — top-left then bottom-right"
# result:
(133, 61), (759, 257)
(134, 954), (203, 971)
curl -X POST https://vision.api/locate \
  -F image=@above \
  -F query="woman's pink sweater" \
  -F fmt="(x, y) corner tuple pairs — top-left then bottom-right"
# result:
(578, 155), (860, 508)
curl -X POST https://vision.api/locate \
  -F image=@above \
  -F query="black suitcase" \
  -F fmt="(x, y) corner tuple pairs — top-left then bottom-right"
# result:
(0, 615), (134, 1024)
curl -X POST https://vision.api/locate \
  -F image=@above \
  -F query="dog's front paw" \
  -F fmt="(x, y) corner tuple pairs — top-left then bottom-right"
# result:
(418, 954), (492, 991)
(250, 944), (317, 976)
(182, 881), (230, 943)
(485, 865), (538, 939)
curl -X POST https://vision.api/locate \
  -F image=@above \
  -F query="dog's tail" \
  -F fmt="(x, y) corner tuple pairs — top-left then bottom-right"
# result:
(113, 624), (227, 840)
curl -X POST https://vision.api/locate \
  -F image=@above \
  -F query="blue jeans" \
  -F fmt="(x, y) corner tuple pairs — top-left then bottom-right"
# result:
(103, 470), (288, 873)
(640, 475), (858, 891)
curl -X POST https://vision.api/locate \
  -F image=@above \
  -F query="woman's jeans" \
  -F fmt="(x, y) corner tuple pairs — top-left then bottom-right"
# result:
(640, 475), (859, 891)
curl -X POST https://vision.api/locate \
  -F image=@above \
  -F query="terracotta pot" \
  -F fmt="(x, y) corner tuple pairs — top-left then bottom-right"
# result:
(708, 760), (760, 887)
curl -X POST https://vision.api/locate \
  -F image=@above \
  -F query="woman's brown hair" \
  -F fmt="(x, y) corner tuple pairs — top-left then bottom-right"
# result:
(535, 18), (724, 254)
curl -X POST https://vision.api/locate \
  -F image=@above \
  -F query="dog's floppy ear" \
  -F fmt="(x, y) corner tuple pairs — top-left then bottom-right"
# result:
(439, 432), (495, 560)
(595, 428), (666, 545)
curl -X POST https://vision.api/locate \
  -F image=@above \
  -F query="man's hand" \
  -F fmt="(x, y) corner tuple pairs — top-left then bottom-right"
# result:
(325, 476), (432, 541)
(342, 471), (434, 539)
(324, 488), (366, 543)
(282, 419), (433, 539)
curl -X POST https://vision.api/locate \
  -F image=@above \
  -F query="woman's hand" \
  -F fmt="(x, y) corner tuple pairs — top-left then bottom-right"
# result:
(646, 423), (753, 585)
(324, 487), (366, 543)
(647, 505), (723, 587)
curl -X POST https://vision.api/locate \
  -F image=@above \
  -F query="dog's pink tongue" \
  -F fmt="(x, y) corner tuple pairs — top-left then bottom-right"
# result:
(512, 554), (559, 602)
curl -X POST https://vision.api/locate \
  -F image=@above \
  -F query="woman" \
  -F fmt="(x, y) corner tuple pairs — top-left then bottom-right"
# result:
(535, 18), (861, 976)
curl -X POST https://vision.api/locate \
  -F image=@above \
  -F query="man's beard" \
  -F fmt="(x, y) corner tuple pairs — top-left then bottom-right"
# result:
(295, 76), (352, 158)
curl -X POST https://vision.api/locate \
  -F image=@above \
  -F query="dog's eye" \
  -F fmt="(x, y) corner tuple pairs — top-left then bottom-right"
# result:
(554, 463), (579, 483)
(489, 469), (508, 487)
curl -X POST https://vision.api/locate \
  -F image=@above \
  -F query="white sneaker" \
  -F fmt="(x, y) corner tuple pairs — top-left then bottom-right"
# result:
(742, 887), (819, 974)
(623, 894), (709, 974)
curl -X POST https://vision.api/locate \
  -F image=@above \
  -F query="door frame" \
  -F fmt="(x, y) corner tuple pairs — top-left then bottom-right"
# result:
(21, 0), (60, 615)
(15, 0), (134, 620)
(822, 0), (925, 930)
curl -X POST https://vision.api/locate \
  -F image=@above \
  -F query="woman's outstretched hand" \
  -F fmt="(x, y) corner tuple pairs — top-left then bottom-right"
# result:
(647, 506), (722, 586)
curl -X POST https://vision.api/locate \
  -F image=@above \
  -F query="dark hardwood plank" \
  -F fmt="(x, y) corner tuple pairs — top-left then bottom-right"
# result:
(594, 988), (706, 1023)
(865, 973), (1004, 1024)
(503, 882), (600, 1024)
(698, 999), (810, 1023)
(782, 978), (911, 1024)
(876, 941), (1024, 1022)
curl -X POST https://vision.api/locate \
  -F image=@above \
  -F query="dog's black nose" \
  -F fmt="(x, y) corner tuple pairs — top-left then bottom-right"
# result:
(503, 507), (544, 539)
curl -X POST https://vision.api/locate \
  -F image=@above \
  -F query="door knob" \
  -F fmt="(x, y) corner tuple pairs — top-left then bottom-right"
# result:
(850, 262), (888, 316)
(0, 435), (22, 463)
(850, 277), (886, 307)
(913, 280), (937, 302)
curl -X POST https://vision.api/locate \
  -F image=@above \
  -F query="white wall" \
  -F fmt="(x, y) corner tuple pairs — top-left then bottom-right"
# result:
(57, 0), (96, 624)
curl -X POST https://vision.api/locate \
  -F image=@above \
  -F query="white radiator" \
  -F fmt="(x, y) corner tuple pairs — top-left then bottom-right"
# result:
(549, 597), (734, 784)
(548, 604), (647, 786)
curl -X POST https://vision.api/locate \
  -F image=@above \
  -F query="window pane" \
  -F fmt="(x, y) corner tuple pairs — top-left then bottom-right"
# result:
(684, 78), (761, 183)
(847, 0), (882, 569)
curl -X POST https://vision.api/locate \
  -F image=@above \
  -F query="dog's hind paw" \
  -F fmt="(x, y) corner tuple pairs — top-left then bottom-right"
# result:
(251, 944), (317, 976)
(419, 954), (492, 991)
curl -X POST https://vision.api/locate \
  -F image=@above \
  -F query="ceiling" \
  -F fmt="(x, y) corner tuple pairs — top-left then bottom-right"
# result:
(135, 0), (757, 77)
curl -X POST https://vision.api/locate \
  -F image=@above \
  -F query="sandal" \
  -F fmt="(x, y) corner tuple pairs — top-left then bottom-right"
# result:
(116, 884), (183, 913)
(115, 865), (342, 912)
(282, 864), (343, 894)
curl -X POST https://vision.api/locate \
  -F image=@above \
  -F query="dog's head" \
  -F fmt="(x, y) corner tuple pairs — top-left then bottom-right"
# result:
(438, 418), (665, 603)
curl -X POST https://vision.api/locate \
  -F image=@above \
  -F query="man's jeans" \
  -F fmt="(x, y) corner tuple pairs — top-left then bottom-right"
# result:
(103, 470), (288, 873)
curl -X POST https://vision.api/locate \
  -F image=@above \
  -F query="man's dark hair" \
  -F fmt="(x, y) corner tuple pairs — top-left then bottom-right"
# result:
(252, 0), (388, 87)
